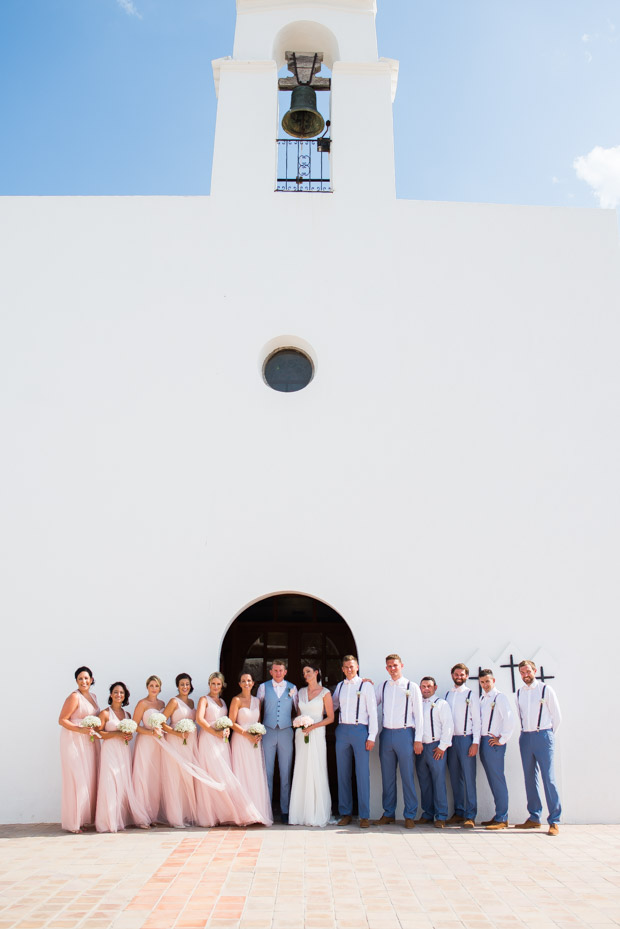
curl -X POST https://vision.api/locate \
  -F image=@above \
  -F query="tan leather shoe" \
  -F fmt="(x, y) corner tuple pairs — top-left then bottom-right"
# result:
(462, 819), (475, 828)
(373, 815), (395, 825)
(485, 821), (508, 830)
(433, 820), (445, 828)
(481, 819), (496, 826)
(515, 819), (541, 829)
(447, 814), (464, 825)
(337, 815), (352, 826)
(548, 823), (559, 836)
(416, 817), (433, 824)
(404, 819), (416, 829)
(359, 818), (370, 828)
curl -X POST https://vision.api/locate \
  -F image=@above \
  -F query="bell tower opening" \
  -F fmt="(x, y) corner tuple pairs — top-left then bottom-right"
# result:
(277, 51), (332, 192)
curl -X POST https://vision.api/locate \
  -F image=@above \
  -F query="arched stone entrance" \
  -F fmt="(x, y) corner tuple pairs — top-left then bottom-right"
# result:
(219, 592), (358, 814)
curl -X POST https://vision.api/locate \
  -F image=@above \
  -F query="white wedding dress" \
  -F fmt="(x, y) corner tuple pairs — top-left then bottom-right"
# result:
(288, 686), (333, 827)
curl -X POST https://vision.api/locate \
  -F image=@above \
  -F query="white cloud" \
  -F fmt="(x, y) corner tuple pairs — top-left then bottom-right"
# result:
(116, 0), (141, 17)
(582, 33), (592, 42)
(573, 145), (620, 208)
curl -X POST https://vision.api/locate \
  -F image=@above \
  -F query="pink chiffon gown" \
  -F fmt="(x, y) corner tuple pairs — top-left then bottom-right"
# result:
(132, 707), (164, 824)
(60, 690), (100, 832)
(195, 696), (267, 826)
(160, 701), (199, 827)
(230, 697), (273, 826)
(95, 709), (149, 833)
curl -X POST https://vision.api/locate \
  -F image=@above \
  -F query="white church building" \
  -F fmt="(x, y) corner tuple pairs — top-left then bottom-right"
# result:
(2, 0), (619, 824)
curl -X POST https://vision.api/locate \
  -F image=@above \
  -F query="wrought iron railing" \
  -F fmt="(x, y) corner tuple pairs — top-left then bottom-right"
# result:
(276, 139), (331, 192)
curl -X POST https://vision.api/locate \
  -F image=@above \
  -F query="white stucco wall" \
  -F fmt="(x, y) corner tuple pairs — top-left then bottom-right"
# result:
(1, 191), (619, 823)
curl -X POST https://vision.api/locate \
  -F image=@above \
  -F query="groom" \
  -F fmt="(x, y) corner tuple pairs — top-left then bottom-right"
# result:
(257, 660), (298, 824)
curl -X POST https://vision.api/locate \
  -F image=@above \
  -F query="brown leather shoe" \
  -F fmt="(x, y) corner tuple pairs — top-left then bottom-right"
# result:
(337, 816), (352, 826)
(373, 815), (395, 825)
(416, 817), (433, 825)
(481, 819), (496, 826)
(548, 823), (559, 836)
(515, 819), (541, 829)
(462, 819), (475, 828)
(486, 821), (508, 830)
(404, 819), (416, 829)
(433, 820), (445, 828)
(447, 814), (464, 825)
(359, 818), (370, 828)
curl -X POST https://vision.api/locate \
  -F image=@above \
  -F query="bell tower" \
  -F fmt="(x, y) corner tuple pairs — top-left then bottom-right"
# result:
(211, 0), (399, 200)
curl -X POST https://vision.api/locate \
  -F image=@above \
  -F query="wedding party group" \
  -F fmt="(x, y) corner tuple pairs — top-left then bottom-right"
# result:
(58, 653), (562, 836)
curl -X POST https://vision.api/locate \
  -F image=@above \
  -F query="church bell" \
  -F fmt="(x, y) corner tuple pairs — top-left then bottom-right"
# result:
(281, 85), (325, 140)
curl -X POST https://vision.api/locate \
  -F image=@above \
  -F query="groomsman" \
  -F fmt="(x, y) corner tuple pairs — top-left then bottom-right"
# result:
(515, 659), (562, 836)
(373, 654), (423, 828)
(478, 669), (514, 829)
(257, 660), (298, 824)
(333, 655), (378, 828)
(415, 676), (453, 827)
(445, 663), (480, 827)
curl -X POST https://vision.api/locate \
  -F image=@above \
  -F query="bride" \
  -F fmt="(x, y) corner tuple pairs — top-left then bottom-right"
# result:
(288, 662), (335, 827)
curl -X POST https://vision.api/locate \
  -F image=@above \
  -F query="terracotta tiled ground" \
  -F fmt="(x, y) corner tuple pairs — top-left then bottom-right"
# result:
(0, 824), (619, 929)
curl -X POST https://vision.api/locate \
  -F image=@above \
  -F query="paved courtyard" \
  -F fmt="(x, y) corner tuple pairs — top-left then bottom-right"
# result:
(0, 823), (618, 929)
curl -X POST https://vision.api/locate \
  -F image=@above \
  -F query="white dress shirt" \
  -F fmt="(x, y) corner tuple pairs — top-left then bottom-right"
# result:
(422, 697), (453, 750)
(446, 684), (481, 743)
(333, 676), (378, 742)
(257, 680), (298, 710)
(516, 680), (561, 733)
(375, 677), (423, 737)
(479, 687), (514, 745)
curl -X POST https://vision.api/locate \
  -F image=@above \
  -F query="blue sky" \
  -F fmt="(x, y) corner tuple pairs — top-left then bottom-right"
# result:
(1, 0), (619, 209)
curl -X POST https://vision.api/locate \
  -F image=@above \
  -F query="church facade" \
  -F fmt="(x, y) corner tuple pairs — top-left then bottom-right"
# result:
(2, 0), (619, 824)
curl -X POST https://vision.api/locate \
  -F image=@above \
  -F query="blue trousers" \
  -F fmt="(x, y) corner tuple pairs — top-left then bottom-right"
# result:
(519, 729), (561, 825)
(415, 741), (448, 821)
(378, 727), (419, 820)
(479, 736), (508, 822)
(446, 734), (477, 819)
(262, 726), (294, 815)
(335, 724), (371, 819)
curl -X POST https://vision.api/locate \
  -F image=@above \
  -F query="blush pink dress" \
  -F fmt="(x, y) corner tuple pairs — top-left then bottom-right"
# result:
(160, 700), (199, 827)
(195, 696), (267, 826)
(95, 709), (149, 833)
(60, 690), (100, 832)
(230, 697), (273, 826)
(132, 706), (164, 824)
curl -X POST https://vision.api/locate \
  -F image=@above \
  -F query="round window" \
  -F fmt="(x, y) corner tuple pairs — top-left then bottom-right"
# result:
(263, 348), (314, 393)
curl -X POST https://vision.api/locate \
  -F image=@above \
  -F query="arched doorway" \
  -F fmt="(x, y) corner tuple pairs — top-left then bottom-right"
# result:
(219, 592), (357, 814)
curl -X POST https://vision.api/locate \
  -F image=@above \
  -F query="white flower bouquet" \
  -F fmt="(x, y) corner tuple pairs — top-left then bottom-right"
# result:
(118, 718), (138, 745)
(293, 715), (314, 743)
(147, 713), (167, 738)
(214, 716), (233, 740)
(80, 716), (102, 742)
(247, 722), (266, 748)
(174, 718), (197, 745)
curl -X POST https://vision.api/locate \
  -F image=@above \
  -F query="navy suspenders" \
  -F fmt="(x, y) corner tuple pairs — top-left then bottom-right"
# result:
(446, 689), (471, 735)
(336, 680), (364, 724)
(430, 703), (435, 740)
(382, 680), (411, 728)
(487, 696), (496, 734)
(518, 684), (547, 731)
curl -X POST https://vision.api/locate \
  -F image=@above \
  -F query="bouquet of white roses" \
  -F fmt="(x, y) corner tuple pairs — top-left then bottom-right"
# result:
(174, 719), (196, 745)
(214, 716), (233, 740)
(147, 712), (167, 738)
(247, 722), (266, 748)
(293, 715), (314, 744)
(80, 716), (102, 742)
(118, 718), (138, 745)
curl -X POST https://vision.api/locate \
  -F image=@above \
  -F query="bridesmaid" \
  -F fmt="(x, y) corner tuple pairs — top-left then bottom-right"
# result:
(195, 672), (267, 827)
(160, 673), (199, 827)
(95, 682), (149, 833)
(58, 666), (100, 833)
(229, 672), (273, 826)
(132, 674), (166, 826)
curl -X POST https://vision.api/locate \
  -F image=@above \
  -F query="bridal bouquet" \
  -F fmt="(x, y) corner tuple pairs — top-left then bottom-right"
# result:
(118, 718), (138, 745)
(80, 716), (102, 742)
(147, 713), (167, 738)
(214, 716), (233, 740)
(247, 722), (266, 748)
(174, 719), (196, 745)
(293, 715), (314, 744)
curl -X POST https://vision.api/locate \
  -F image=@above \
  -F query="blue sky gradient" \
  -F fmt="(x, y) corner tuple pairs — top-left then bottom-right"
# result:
(1, 0), (619, 208)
